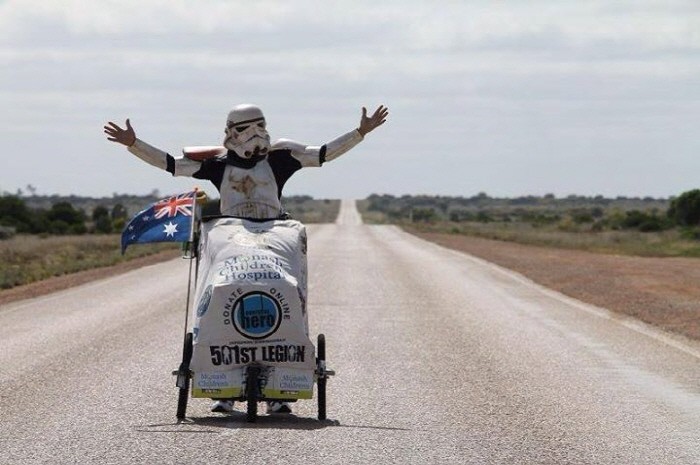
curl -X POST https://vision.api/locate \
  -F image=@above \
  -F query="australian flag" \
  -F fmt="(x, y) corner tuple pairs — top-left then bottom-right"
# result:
(121, 190), (196, 254)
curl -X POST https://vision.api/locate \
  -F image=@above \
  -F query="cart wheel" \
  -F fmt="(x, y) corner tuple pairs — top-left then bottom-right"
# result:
(176, 332), (194, 420)
(246, 366), (260, 423)
(317, 334), (327, 421)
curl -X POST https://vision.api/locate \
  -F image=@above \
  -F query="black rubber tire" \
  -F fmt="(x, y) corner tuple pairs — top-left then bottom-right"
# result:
(317, 334), (327, 421)
(246, 366), (259, 423)
(176, 332), (194, 420)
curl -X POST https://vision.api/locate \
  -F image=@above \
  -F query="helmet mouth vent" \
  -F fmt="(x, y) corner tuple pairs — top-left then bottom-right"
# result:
(243, 146), (268, 158)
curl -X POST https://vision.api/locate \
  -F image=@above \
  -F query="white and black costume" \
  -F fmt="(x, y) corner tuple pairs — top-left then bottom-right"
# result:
(127, 104), (363, 219)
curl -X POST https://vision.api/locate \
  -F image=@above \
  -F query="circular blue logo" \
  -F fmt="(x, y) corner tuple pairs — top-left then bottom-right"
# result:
(231, 291), (282, 340)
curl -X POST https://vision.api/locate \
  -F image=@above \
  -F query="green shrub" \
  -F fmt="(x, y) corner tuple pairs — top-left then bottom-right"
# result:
(111, 203), (128, 220)
(412, 207), (438, 222)
(112, 217), (126, 232)
(680, 227), (700, 241)
(0, 226), (16, 240)
(69, 223), (87, 235)
(668, 189), (700, 226)
(48, 220), (70, 235)
(94, 215), (113, 234)
(92, 206), (109, 221)
(476, 211), (492, 223)
(0, 195), (33, 232)
(570, 209), (594, 224)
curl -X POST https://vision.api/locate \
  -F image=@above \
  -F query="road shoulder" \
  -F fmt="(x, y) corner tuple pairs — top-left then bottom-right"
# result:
(410, 231), (700, 341)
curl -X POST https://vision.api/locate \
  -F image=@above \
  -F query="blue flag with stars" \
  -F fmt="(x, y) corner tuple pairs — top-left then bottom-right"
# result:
(121, 190), (196, 254)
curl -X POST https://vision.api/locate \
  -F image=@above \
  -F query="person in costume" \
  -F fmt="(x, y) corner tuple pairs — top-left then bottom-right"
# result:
(105, 104), (387, 220)
(104, 104), (388, 414)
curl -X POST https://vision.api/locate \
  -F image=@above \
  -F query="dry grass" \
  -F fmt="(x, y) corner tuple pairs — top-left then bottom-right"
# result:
(0, 234), (178, 289)
(404, 221), (700, 258)
(284, 198), (340, 223)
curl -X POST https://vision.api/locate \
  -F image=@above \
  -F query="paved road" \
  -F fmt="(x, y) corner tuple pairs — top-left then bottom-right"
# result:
(1, 200), (699, 464)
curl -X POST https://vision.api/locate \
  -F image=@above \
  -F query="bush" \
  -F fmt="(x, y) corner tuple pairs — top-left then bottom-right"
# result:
(48, 220), (70, 235)
(69, 223), (88, 235)
(668, 189), (700, 226)
(570, 209), (594, 224)
(92, 205), (109, 221)
(0, 195), (33, 232)
(680, 227), (700, 241)
(591, 220), (605, 232)
(112, 217), (126, 232)
(448, 207), (474, 222)
(607, 210), (669, 232)
(412, 207), (438, 223)
(476, 211), (492, 223)
(557, 218), (580, 232)
(47, 202), (85, 225)
(524, 212), (560, 226)
(28, 211), (50, 234)
(92, 205), (113, 234)
(0, 226), (16, 240)
(94, 215), (113, 234)
(638, 218), (665, 232)
(621, 210), (648, 229)
(111, 203), (128, 221)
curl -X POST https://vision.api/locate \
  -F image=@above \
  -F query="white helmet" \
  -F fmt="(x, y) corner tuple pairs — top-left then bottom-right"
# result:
(222, 104), (271, 159)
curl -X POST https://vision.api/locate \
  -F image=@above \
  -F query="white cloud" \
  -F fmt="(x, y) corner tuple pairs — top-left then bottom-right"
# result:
(1, 0), (699, 198)
(0, 0), (297, 35)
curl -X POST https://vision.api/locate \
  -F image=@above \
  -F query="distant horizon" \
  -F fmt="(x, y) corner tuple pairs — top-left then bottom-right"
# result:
(4, 188), (682, 201)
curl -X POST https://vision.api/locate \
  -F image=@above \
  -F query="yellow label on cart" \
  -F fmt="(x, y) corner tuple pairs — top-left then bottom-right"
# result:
(193, 387), (243, 398)
(262, 388), (313, 400)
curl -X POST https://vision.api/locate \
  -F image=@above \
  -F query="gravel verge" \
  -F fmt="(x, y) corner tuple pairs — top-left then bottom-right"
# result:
(411, 231), (700, 341)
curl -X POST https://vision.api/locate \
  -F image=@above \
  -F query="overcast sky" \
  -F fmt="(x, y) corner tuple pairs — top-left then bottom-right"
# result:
(1, 0), (698, 199)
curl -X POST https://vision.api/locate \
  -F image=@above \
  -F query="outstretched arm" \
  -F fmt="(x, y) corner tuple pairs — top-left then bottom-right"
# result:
(271, 105), (390, 166)
(322, 104), (389, 162)
(103, 118), (202, 176)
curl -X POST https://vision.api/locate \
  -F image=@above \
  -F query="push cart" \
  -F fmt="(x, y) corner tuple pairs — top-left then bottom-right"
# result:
(172, 213), (335, 422)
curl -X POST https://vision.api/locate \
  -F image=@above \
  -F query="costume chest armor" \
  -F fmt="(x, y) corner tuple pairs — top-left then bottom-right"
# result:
(219, 160), (282, 218)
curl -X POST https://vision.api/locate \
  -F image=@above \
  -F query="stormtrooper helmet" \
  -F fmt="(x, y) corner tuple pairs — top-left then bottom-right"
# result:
(222, 104), (271, 159)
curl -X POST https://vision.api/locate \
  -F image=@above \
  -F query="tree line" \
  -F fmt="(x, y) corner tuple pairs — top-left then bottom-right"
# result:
(0, 195), (128, 238)
(364, 190), (700, 234)
(0, 193), (337, 239)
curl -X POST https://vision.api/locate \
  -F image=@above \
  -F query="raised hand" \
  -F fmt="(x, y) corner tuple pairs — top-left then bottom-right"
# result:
(358, 105), (389, 136)
(104, 119), (136, 147)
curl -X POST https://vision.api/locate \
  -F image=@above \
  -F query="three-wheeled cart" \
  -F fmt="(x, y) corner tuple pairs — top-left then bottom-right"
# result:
(172, 213), (335, 422)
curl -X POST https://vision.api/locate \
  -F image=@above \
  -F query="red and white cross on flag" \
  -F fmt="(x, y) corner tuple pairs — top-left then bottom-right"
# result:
(153, 191), (195, 219)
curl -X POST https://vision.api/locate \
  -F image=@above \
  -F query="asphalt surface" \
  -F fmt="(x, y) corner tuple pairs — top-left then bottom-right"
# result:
(1, 200), (700, 464)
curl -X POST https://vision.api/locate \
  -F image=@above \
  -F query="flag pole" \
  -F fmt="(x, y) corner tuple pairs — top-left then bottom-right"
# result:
(192, 190), (203, 302)
(182, 188), (199, 341)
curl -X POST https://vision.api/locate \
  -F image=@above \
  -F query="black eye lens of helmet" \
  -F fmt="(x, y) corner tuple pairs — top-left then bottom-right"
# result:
(235, 125), (250, 133)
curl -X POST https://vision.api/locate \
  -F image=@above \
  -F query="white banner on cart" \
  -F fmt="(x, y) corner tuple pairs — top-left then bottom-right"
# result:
(193, 367), (314, 399)
(190, 217), (316, 376)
